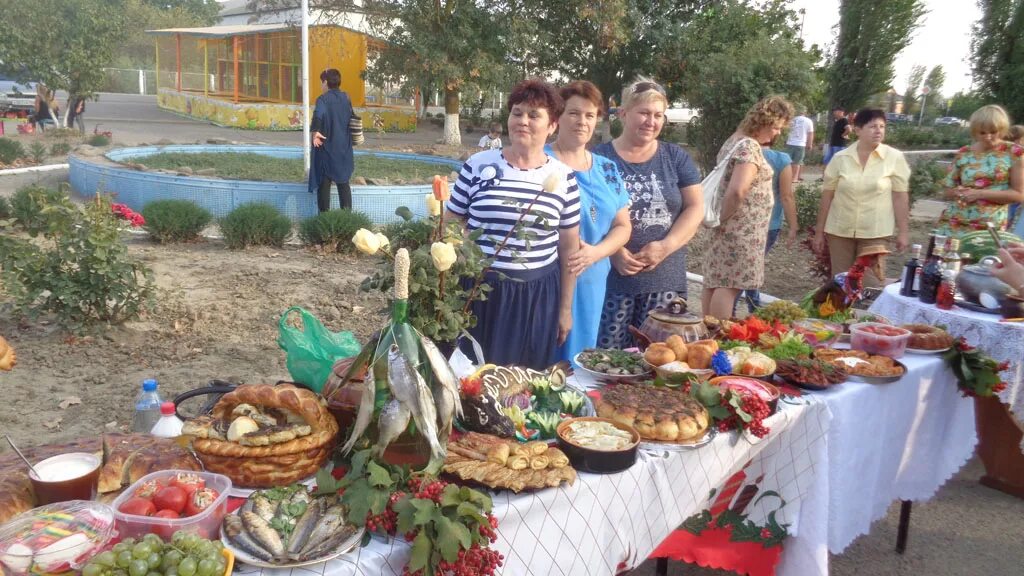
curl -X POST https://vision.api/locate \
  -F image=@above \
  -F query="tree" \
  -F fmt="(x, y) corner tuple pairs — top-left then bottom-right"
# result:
(827, 0), (926, 114)
(947, 90), (993, 119)
(115, 0), (220, 68)
(0, 0), (127, 101)
(903, 64), (926, 116)
(971, 0), (1024, 122)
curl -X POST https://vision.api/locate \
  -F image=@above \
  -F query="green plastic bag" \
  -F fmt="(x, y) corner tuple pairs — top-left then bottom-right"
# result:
(277, 306), (361, 393)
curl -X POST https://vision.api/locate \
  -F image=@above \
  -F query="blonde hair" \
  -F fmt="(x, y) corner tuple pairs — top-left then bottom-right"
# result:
(620, 76), (669, 111)
(1009, 125), (1024, 143)
(969, 105), (1010, 138)
(739, 96), (794, 135)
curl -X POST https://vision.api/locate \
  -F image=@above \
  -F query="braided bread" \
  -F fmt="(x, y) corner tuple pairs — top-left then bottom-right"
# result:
(191, 384), (339, 487)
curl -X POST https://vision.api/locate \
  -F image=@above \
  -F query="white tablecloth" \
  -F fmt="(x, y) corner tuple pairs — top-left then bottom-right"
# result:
(235, 355), (975, 576)
(872, 283), (1024, 452)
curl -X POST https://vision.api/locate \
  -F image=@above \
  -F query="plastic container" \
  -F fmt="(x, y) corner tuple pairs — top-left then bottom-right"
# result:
(111, 470), (232, 540)
(849, 322), (912, 359)
(150, 402), (184, 438)
(0, 501), (116, 575)
(791, 319), (843, 347)
(131, 378), (163, 433)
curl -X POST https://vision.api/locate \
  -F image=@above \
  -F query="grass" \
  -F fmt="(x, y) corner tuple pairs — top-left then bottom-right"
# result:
(133, 152), (455, 182)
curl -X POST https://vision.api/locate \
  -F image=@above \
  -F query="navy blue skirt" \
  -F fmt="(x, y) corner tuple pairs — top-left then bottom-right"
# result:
(464, 262), (560, 370)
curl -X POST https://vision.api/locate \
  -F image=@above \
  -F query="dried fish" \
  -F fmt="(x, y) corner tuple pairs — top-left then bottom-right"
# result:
(241, 511), (286, 558)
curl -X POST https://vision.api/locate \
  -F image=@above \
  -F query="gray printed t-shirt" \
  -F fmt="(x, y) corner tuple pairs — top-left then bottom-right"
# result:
(593, 141), (702, 295)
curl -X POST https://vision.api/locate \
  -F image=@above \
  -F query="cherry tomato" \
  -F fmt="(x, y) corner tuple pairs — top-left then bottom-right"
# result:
(183, 488), (219, 517)
(119, 497), (156, 517)
(169, 473), (205, 495)
(133, 479), (163, 500)
(153, 486), (188, 514)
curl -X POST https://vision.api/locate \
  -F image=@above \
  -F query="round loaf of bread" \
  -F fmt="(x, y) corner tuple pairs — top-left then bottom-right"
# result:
(192, 384), (339, 487)
(901, 324), (954, 350)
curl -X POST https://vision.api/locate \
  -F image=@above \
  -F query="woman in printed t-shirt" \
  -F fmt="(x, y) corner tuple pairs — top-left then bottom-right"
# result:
(593, 78), (703, 348)
(446, 79), (581, 369)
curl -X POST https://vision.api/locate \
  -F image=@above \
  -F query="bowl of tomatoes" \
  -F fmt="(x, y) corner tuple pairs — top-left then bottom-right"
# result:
(110, 470), (231, 540)
(849, 322), (912, 359)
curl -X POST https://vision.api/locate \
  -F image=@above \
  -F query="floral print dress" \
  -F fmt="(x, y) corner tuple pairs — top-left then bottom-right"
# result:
(702, 135), (774, 289)
(937, 142), (1024, 238)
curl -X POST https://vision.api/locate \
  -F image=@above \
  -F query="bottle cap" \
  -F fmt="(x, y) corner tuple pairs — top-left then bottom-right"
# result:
(142, 379), (158, 392)
(159, 402), (176, 416)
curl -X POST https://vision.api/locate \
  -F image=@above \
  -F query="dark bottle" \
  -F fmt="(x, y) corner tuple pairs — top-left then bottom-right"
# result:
(919, 240), (946, 305)
(899, 243), (923, 297)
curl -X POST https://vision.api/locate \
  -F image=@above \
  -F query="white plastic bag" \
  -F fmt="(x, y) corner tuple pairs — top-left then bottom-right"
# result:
(448, 330), (485, 379)
(701, 137), (753, 228)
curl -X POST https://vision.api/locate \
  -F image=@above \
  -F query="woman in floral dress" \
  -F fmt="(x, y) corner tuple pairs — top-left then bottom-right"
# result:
(702, 96), (793, 319)
(937, 105), (1024, 238)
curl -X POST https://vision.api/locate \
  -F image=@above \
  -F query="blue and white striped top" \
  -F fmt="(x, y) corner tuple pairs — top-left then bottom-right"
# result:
(447, 149), (581, 270)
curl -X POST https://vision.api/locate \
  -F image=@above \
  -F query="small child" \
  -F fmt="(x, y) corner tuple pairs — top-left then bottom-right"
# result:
(478, 122), (502, 150)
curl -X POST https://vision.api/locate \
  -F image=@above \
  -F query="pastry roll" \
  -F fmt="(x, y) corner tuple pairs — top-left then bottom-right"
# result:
(529, 455), (550, 470)
(511, 444), (531, 457)
(545, 448), (569, 469)
(526, 441), (549, 456)
(486, 443), (510, 466)
(506, 454), (529, 470)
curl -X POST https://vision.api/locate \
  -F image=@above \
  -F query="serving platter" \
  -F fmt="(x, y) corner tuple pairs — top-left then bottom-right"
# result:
(844, 359), (908, 384)
(574, 351), (652, 383)
(638, 427), (716, 452)
(905, 346), (951, 355)
(220, 524), (364, 569)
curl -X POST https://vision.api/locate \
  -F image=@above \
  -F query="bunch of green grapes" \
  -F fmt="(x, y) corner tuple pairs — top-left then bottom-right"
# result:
(81, 532), (226, 576)
(753, 300), (807, 325)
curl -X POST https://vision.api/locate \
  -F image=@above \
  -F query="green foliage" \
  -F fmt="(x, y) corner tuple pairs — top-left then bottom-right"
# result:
(50, 142), (72, 156)
(794, 182), (821, 231)
(378, 217), (436, 252)
(0, 197), (9, 219)
(828, 0), (926, 112)
(28, 142), (48, 164)
(0, 138), (26, 164)
(298, 209), (373, 252)
(0, 0), (127, 98)
(971, 0), (1024, 124)
(0, 187), (155, 330)
(883, 125), (971, 149)
(610, 117), (623, 139)
(218, 203), (293, 249)
(908, 159), (951, 204)
(903, 64), (926, 117)
(87, 134), (111, 147)
(141, 199), (212, 243)
(946, 90), (993, 120)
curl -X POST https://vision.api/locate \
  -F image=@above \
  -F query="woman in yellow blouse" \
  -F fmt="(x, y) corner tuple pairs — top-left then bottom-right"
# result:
(812, 108), (911, 286)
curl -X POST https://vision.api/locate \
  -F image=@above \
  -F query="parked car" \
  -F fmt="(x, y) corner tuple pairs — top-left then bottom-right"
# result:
(885, 112), (913, 124)
(934, 116), (967, 127)
(0, 74), (37, 114)
(665, 102), (697, 124)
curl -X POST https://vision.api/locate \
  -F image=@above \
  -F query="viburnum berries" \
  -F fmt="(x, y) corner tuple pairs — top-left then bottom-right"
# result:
(716, 391), (772, 438)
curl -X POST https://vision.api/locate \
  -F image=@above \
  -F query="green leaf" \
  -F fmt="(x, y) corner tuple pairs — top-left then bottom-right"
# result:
(412, 497), (439, 526)
(440, 484), (462, 508)
(395, 496), (418, 534)
(459, 486), (493, 513)
(395, 206), (414, 221)
(434, 515), (470, 562)
(341, 478), (374, 525)
(368, 488), (390, 516)
(367, 460), (394, 488)
(455, 501), (486, 525)
(408, 531), (433, 573)
(348, 450), (371, 478)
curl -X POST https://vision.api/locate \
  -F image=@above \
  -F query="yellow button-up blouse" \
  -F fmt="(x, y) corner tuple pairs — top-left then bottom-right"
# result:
(823, 143), (911, 238)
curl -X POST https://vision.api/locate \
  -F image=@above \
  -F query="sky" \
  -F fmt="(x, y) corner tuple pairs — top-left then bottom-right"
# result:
(791, 0), (979, 96)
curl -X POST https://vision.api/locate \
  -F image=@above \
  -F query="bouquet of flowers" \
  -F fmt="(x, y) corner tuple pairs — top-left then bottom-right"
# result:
(943, 337), (1009, 398)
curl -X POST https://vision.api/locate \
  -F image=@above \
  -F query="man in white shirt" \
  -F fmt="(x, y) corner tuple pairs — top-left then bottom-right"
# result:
(785, 105), (814, 183)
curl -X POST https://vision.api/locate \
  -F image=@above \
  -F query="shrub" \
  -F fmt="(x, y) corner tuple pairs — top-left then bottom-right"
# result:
(87, 134), (111, 147)
(0, 188), (155, 330)
(379, 217), (436, 252)
(908, 158), (950, 204)
(0, 138), (26, 164)
(50, 142), (72, 156)
(28, 142), (47, 164)
(0, 196), (10, 219)
(141, 199), (213, 243)
(9, 186), (67, 235)
(610, 117), (623, 139)
(219, 202), (292, 249)
(795, 182), (822, 231)
(298, 209), (373, 252)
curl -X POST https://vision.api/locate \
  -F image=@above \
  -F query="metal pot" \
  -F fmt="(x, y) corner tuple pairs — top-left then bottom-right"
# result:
(956, 256), (1011, 308)
(635, 298), (709, 345)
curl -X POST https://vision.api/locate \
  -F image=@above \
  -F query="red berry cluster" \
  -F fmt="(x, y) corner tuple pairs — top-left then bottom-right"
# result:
(365, 490), (405, 535)
(402, 543), (505, 576)
(716, 392), (771, 438)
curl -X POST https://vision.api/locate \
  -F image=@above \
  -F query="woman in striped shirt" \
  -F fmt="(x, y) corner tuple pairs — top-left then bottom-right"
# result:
(446, 79), (581, 369)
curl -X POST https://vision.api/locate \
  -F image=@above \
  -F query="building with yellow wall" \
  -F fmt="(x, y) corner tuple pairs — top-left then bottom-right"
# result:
(148, 24), (416, 131)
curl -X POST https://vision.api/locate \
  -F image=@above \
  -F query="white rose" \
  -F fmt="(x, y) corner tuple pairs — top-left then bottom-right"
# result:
(430, 241), (458, 272)
(425, 193), (442, 217)
(352, 228), (381, 255)
(374, 232), (390, 250)
(542, 172), (562, 193)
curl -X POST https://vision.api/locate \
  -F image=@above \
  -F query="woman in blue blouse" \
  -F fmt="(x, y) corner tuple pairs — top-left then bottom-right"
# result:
(546, 81), (632, 361)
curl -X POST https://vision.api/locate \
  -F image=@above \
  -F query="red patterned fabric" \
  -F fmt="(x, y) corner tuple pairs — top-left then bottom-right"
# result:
(649, 528), (782, 576)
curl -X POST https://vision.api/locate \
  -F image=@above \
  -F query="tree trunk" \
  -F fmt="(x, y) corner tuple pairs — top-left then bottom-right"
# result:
(443, 85), (461, 146)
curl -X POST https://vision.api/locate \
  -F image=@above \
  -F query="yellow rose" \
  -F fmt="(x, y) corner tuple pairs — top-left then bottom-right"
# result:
(352, 228), (381, 255)
(375, 232), (390, 251)
(430, 241), (457, 272)
(425, 193), (442, 217)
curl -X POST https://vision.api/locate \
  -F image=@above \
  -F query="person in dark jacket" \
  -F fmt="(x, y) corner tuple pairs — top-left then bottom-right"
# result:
(309, 68), (356, 212)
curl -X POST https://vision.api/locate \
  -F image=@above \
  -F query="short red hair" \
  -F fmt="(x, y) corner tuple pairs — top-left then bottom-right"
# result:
(507, 79), (563, 119)
(559, 81), (605, 118)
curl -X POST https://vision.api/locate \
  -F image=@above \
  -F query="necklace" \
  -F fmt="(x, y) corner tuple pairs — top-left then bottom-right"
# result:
(552, 143), (598, 223)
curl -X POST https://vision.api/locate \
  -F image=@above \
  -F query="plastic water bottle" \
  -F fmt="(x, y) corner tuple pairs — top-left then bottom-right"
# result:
(131, 379), (163, 433)
(150, 402), (184, 438)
